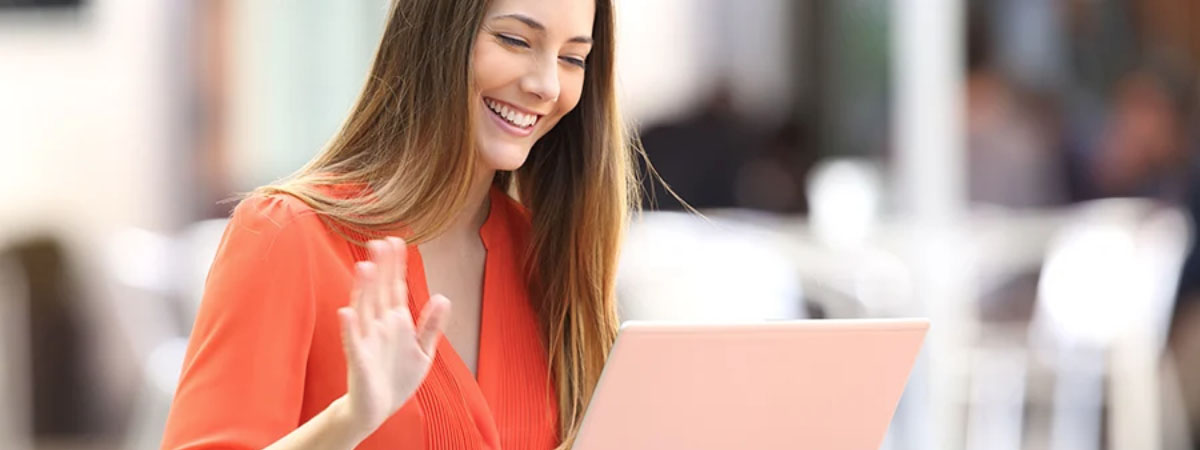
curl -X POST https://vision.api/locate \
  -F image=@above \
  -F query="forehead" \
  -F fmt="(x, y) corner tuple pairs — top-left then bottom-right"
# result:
(484, 0), (596, 37)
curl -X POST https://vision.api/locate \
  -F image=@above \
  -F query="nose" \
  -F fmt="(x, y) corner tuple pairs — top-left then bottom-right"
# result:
(520, 57), (560, 103)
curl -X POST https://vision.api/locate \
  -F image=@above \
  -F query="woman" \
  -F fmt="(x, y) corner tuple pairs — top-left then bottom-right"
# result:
(161, 0), (636, 448)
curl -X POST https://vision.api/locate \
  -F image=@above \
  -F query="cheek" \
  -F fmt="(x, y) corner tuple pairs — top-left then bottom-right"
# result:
(471, 44), (520, 91)
(560, 75), (585, 110)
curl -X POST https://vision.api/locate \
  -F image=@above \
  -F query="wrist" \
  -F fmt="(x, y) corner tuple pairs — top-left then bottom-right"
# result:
(328, 395), (373, 446)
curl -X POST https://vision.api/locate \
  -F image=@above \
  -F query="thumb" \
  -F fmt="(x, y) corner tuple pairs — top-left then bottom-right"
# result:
(415, 295), (451, 357)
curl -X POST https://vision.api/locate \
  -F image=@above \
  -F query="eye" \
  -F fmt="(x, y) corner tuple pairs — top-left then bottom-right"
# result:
(495, 33), (530, 48)
(561, 56), (587, 69)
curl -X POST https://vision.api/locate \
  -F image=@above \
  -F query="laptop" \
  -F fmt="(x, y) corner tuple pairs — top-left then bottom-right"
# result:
(573, 319), (929, 450)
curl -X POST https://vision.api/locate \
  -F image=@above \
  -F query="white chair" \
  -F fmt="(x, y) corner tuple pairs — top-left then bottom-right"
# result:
(1032, 199), (1193, 450)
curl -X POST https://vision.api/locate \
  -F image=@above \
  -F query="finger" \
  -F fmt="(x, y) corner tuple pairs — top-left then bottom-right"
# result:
(338, 307), (364, 366)
(367, 240), (392, 321)
(416, 294), (452, 357)
(355, 261), (379, 325)
(386, 237), (409, 310)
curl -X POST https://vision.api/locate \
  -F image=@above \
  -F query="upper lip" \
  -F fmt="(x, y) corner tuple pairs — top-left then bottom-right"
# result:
(485, 97), (546, 117)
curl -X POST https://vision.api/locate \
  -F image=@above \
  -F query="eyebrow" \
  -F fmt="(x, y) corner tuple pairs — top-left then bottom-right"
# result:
(492, 13), (594, 45)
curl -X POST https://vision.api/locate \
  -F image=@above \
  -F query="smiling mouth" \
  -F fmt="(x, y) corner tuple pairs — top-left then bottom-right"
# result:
(484, 97), (540, 130)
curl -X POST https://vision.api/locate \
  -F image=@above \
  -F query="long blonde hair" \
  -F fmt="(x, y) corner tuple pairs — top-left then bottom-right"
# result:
(255, 0), (635, 446)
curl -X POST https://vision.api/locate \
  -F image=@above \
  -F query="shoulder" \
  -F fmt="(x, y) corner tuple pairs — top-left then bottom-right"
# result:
(222, 193), (345, 263)
(230, 194), (324, 236)
(229, 181), (367, 232)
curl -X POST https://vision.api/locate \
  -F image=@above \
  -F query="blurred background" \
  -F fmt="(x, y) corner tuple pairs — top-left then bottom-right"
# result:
(2, 0), (1200, 449)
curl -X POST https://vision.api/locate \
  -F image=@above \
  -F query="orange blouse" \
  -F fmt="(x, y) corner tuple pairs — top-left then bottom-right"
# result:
(161, 186), (560, 450)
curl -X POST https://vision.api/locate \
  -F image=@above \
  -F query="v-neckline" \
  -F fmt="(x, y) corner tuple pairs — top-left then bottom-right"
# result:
(401, 187), (506, 447)
(407, 186), (500, 386)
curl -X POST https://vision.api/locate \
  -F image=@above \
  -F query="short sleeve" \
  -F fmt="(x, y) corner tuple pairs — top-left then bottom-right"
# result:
(161, 195), (328, 449)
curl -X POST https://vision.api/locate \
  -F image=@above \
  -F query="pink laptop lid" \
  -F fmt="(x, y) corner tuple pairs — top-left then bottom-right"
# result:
(573, 319), (929, 450)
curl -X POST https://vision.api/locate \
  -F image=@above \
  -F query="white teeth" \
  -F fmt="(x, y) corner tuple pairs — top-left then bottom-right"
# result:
(486, 98), (537, 128)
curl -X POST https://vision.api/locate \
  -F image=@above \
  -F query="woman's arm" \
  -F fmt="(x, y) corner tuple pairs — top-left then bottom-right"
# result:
(262, 395), (367, 450)
(161, 197), (449, 449)
(162, 197), (324, 449)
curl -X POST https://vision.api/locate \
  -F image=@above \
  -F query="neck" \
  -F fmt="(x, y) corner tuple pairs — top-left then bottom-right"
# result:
(437, 164), (496, 242)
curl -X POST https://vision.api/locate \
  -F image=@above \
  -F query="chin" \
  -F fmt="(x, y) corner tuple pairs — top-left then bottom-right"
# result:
(478, 142), (532, 171)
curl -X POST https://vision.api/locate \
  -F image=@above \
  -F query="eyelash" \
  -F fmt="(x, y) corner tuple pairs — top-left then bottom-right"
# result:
(563, 57), (587, 69)
(496, 33), (528, 48)
(494, 33), (587, 69)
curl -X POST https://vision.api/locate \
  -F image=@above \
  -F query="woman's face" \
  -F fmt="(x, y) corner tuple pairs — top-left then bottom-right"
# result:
(471, 0), (595, 171)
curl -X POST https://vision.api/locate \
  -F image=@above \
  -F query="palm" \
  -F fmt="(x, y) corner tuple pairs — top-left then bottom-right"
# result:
(337, 238), (451, 433)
